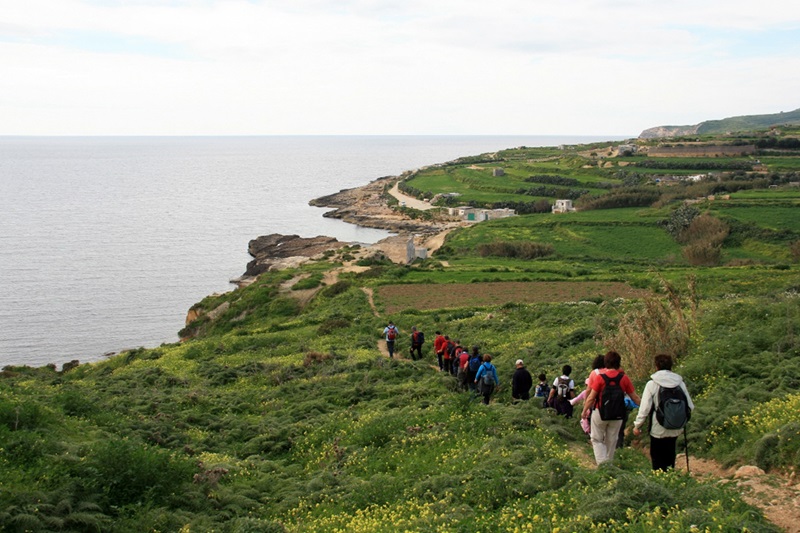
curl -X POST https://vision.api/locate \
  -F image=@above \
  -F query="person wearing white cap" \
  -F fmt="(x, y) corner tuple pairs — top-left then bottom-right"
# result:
(511, 358), (533, 402)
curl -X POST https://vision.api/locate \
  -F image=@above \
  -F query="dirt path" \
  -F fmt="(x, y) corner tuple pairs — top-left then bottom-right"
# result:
(361, 287), (380, 317)
(388, 182), (435, 211)
(676, 455), (800, 532)
(566, 440), (799, 531)
(422, 228), (455, 255)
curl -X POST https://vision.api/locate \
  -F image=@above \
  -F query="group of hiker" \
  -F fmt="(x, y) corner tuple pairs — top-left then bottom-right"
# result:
(382, 322), (695, 472)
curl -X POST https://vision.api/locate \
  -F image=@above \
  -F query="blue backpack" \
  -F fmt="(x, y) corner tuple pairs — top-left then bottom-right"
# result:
(468, 354), (482, 372)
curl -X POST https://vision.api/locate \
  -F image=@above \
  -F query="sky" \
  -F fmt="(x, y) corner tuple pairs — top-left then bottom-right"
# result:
(1, 0), (799, 136)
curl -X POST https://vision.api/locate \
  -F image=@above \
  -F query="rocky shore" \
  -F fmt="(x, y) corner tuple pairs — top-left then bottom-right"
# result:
(231, 176), (459, 286)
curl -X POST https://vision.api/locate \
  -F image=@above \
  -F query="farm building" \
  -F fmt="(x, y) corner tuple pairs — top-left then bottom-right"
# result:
(492, 168), (505, 177)
(552, 199), (576, 213)
(449, 206), (516, 222)
(406, 237), (428, 263)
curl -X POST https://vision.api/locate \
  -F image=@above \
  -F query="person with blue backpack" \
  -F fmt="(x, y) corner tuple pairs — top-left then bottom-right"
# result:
(467, 346), (483, 393)
(474, 354), (499, 405)
(633, 353), (694, 471)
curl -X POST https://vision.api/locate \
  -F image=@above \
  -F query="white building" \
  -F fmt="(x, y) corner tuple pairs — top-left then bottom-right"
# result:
(552, 199), (576, 213)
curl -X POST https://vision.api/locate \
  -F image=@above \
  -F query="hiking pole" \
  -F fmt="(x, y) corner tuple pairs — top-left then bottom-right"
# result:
(684, 425), (690, 474)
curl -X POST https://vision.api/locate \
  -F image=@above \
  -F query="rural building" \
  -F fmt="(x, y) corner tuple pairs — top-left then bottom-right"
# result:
(406, 237), (428, 263)
(492, 168), (505, 177)
(552, 199), (576, 213)
(450, 206), (516, 222)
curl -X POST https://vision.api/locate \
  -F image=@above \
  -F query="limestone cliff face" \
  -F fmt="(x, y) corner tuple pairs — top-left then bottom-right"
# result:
(639, 125), (700, 139)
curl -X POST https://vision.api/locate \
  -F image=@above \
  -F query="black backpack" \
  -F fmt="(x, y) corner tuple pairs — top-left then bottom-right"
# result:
(598, 372), (626, 421)
(655, 385), (691, 429)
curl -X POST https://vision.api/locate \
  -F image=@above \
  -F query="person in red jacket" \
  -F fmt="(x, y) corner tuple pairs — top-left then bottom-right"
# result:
(433, 331), (447, 371)
(581, 350), (641, 465)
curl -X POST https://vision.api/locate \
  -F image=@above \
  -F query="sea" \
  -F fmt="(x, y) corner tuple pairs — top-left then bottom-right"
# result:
(0, 135), (621, 368)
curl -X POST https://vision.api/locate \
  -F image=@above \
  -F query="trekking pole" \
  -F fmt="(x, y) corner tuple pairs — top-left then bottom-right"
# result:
(684, 425), (690, 474)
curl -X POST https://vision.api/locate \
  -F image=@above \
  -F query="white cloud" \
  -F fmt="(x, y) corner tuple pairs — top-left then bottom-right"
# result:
(1, 0), (798, 135)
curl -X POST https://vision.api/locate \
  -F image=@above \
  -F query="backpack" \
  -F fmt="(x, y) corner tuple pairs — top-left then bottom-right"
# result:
(416, 331), (424, 345)
(535, 382), (550, 398)
(480, 364), (495, 386)
(468, 355), (482, 373)
(387, 327), (396, 341)
(556, 377), (571, 400)
(446, 341), (456, 358)
(598, 372), (626, 421)
(655, 385), (691, 429)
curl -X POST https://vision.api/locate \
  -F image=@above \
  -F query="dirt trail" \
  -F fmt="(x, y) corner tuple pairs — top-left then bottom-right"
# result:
(676, 455), (800, 533)
(361, 287), (380, 317)
(568, 440), (800, 532)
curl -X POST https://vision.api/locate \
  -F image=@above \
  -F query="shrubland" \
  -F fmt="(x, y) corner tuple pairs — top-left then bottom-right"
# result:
(2, 130), (800, 532)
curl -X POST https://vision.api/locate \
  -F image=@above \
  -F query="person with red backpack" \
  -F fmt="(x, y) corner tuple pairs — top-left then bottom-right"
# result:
(442, 336), (455, 373)
(383, 322), (399, 359)
(580, 351), (641, 465)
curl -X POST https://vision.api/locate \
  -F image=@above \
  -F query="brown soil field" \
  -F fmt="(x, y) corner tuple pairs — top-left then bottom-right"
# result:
(377, 281), (649, 313)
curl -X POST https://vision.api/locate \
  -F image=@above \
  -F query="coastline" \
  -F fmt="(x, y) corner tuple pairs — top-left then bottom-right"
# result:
(233, 174), (460, 284)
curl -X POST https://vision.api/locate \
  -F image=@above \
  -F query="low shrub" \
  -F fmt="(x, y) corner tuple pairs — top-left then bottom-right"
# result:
(477, 241), (554, 260)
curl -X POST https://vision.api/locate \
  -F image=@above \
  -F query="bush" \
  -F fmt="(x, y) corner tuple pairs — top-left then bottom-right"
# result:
(77, 438), (197, 509)
(679, 213), (729, 266)
(477, 241), (554, 260)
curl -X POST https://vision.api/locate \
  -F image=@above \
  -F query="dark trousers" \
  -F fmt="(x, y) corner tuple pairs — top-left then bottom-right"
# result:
(410, 344), (422, 360)
(617, 409), (629, 449)
(437, 352), (444, 371)
(480, 383), (494, 404)
(650, 436), (679, 471)
(387, 340), (395, 358)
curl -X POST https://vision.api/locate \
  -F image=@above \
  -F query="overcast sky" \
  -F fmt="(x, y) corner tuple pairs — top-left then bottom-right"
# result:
(2, 0), (798, 136)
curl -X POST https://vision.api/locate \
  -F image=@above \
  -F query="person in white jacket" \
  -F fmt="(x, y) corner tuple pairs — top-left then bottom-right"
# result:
(633, 353), (695, 471)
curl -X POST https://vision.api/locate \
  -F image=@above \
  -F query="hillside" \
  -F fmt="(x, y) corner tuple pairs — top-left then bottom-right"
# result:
(2, 130), (800, 532)
(639, 108), (800, 138)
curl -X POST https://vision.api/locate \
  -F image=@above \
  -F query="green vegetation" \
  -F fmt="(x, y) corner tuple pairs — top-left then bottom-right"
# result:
(3, 129), (800, 532)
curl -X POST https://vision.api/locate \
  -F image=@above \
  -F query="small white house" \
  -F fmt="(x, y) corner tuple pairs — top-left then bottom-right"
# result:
(452, 206), (516, 222)
(406, 237), (428, 263)
(552, 199), (576, 213)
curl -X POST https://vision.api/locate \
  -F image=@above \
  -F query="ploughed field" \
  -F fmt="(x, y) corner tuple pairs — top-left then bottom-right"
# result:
(377, 280), (648, 313)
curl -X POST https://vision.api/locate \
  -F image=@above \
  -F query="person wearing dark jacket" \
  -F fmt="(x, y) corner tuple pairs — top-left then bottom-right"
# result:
(511, 359), (533, 401)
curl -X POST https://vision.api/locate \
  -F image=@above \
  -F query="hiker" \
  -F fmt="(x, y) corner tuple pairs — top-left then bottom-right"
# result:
(534, 373), (550, 408)
(449, 340), (461, 376)
(581, 351), (641, 465)
(474, 354), (499, 405)
(547, 365), (576, 418)
(383, 322), (399, 359)
(409, 326), (425, 361)
(570, 354), (606, 406)
(457, 345), (471, 391)
(467, 346), (482, 392)
(442, 336), (455, 374)
(633, 353), (694, 471)
(617, 395), (639, 449)
(511, 359), (533, 402)
(433, 332), (447, 371)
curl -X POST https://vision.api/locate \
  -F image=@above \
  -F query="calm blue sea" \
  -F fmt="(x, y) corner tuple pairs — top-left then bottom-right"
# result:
(0, 135), (619, 368)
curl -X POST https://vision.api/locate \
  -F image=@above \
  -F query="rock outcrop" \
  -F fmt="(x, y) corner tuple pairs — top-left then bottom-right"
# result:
(232, 234), (349, 286)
